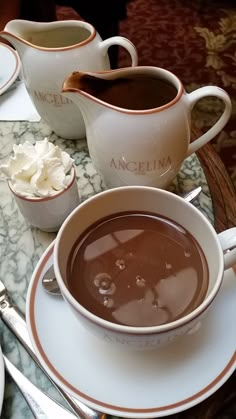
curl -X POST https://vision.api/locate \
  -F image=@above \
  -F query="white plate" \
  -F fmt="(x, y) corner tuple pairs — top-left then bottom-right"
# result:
(26, 242), (236, 418)
(0, 345), (5, 415)
(0, 42), (21, 95)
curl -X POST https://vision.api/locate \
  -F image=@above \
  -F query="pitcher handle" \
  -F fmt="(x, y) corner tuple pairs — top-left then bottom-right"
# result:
(218, 228), (236, 270)
(99, 36), (138, 67)
(186, 86), (232, 157)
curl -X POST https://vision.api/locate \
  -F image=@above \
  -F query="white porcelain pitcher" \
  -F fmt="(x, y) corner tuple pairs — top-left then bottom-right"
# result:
(62, 66), (232, 189)
(0, 19), (138, 139)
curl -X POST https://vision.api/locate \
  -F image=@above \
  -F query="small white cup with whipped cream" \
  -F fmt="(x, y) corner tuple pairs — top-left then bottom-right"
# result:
(0, 138), (80, 232)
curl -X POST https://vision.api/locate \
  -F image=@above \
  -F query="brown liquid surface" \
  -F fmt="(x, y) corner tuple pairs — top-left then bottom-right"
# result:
(67, 212), (209, 327)
(76, 74), (177, 110)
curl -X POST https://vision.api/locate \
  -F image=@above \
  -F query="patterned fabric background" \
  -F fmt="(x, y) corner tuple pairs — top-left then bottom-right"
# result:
(58, 0), (236, 186)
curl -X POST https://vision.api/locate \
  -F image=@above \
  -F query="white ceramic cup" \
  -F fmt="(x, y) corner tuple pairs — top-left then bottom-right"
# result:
(54, 186), (236, 349)
(9, 167), (80, 232)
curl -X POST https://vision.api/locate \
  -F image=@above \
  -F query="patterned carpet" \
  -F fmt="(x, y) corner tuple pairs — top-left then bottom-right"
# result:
(58, 0), (236, 187)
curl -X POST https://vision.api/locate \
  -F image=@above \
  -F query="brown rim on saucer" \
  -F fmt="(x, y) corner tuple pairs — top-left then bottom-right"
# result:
(28, 244), (236, 416)
(0, 43), (20, 93)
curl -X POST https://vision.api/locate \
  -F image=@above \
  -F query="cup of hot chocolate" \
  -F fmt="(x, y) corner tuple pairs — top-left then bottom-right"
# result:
(54, 186), (236, 349)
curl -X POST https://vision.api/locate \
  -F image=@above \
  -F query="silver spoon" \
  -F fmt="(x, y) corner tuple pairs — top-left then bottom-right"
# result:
(42, 265), (60, 296)
(42, 186), (202, 296)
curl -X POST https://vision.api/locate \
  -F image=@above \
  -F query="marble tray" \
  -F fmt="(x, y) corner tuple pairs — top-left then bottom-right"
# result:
(0, 120), (213, 419)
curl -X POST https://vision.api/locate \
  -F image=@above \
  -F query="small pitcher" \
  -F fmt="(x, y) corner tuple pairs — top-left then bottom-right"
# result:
(0, 19), (138, 139)
(62, 66), (232, 189)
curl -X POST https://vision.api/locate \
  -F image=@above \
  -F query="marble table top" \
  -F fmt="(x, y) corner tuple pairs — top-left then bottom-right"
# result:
(0, 119), (213, 418)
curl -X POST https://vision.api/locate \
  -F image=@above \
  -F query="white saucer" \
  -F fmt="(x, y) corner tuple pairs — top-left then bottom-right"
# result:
(26, 242), (236, 418)
(0, 42), (21, 95)
(0, 345), (5, 415)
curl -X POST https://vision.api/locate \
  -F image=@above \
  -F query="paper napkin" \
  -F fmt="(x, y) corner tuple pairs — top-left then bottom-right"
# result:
(0, 79), (41, 122)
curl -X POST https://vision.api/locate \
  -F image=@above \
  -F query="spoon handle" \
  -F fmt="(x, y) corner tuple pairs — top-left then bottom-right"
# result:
(3, 354), (77, 419)
(0, 287), (105, 419)
(182, 186), (202, 202)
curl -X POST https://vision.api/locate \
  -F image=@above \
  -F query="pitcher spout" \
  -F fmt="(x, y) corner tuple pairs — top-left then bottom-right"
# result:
(62, 70), (122, 135)
(62, 71), (109, 97)
(61, 71), (97, 120)
(0, 19), (40, 55)
(62, 71), (89, 94)
(62, 69), (129, 109)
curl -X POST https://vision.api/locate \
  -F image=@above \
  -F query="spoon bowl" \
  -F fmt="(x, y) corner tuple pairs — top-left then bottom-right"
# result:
(43, 265), (61, 295)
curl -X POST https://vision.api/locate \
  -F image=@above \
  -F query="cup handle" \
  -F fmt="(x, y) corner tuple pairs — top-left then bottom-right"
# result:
(99, 36), (138, 67)
(218, 228), (236, 270)
(186, 86), (232, 157)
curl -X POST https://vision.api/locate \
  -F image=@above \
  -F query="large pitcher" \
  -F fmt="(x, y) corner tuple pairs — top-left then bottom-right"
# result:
(0, 19), (138, 139)
(62, 66), (232, 189)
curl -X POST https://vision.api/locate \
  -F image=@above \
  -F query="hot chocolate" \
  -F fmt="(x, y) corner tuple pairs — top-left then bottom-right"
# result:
(72, 73), (178, 110)
(67, 212), (209, 327)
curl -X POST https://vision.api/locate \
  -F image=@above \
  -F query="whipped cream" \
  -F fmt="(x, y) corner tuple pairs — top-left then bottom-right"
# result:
(0, 138), (75, 197)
